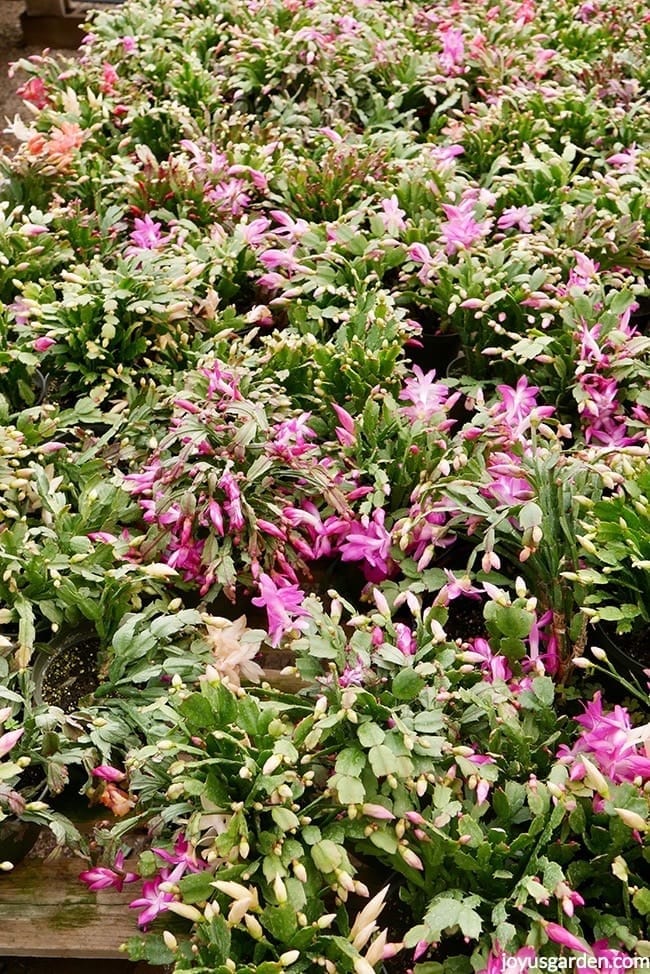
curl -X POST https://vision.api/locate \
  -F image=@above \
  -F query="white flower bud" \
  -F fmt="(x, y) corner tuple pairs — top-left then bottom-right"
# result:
(279, 949), (300, 966)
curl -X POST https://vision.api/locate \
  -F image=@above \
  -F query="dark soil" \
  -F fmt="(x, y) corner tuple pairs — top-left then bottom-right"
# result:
(592, 622), (650, 672)
(444, 596), (488, 642)
(615, 626), (650, 668)
(38, 635), (100, 710)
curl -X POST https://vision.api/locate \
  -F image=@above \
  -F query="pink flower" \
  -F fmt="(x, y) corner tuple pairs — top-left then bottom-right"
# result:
(558, 692), (650, 783)
(121, 35), (136, 52)
(379, 195), (406, 235)
(338, 657), (366, 687)
(92, 765), (126, 782)
(129, 863), (185, 928)
(606, 146), (638, 172)
(153, 834), (206, 874)
(407, 242), (439, 284)
(567, 251), (600, 290)
(269, 413), (316, 459)
(239, 216), (271, 246)
(128, 215), (169, 251)
(79, 851), (138, 892)
(429, 143), (465, 169)
(32, 337), (56, 352)
(338, 508), (394, 583)
(269, 210), (310, 241)
(251, 573), (311, 647)
(259, 245), (305, 274)
(399, 366), (460, 425)
(206, 178), (250, 215)
(413, 940), (429, 961)
(100, 62), (118, 94)
(545, 922), (591, 954)
(439, 27), (465, 75)
(332, 404), (356, 446)
(16, 76), (49, 109)
(218, 470), (245, 531)
(361, 803), (395, 821)
(440, 201), (492, 255)
(479, 947), (537, 973)
(497, 205), (533, 233)
(394, 623), (416, 656)
(577, 374), (637, 446)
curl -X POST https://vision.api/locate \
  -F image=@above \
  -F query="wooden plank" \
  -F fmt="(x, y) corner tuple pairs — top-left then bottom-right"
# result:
(0, 857), (142, 958)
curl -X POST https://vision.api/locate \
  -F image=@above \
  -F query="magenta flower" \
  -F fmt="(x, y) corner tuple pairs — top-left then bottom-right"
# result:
(218, 470), (245, 531)
(545, 922), (591, 954)
(128, 215), (169, 251)
(129, 862), (185, 929)
(399, 366), (460, 425)
(557, 692), (650, 785)
(153, 834), (206, 874)
(479, 947), (537, 973)
(332, 403), (356, 446)
(269, 209), (310, 241)
(92, 765), (126, 782)
(592, 940), (634, 970)
(79, 851), (138, 892)
(251, 573), (311, 647)
(32, 337), (56, 352)
(495, 376), (554, 436)
(269, 413), (316, 459)
(206, 177), (250, 216)
(394, 623), (416, 657)
(166, 535), (205, 583)
(338, 508), (394, 583)
(470, 637), (511, 683)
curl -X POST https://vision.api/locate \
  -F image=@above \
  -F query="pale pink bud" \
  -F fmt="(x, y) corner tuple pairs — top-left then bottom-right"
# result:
(400, 848), (424, 870)
(0, 728), (23, 758)
(361, 803), (395, 821)
(405, 811), (426, 826)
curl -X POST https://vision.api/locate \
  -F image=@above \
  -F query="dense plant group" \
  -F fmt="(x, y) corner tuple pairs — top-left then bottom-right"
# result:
(0, 0), (648, 970)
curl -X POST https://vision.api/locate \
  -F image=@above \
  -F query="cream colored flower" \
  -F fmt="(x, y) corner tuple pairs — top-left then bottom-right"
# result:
(201, 614), (264, 687)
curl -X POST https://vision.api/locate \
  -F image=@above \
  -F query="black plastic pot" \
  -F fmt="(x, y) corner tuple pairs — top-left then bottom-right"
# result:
(33, 628), (101, 711)
(0, 818), (41, 865)
(589, 622), (650, 698)
(407, 330), (463, 375)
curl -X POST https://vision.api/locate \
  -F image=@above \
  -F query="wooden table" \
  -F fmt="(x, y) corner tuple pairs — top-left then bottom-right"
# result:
(0, 855), (150, 960)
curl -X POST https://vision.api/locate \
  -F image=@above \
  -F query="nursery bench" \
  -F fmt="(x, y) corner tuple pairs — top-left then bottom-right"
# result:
(0, 855), (152, 961)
